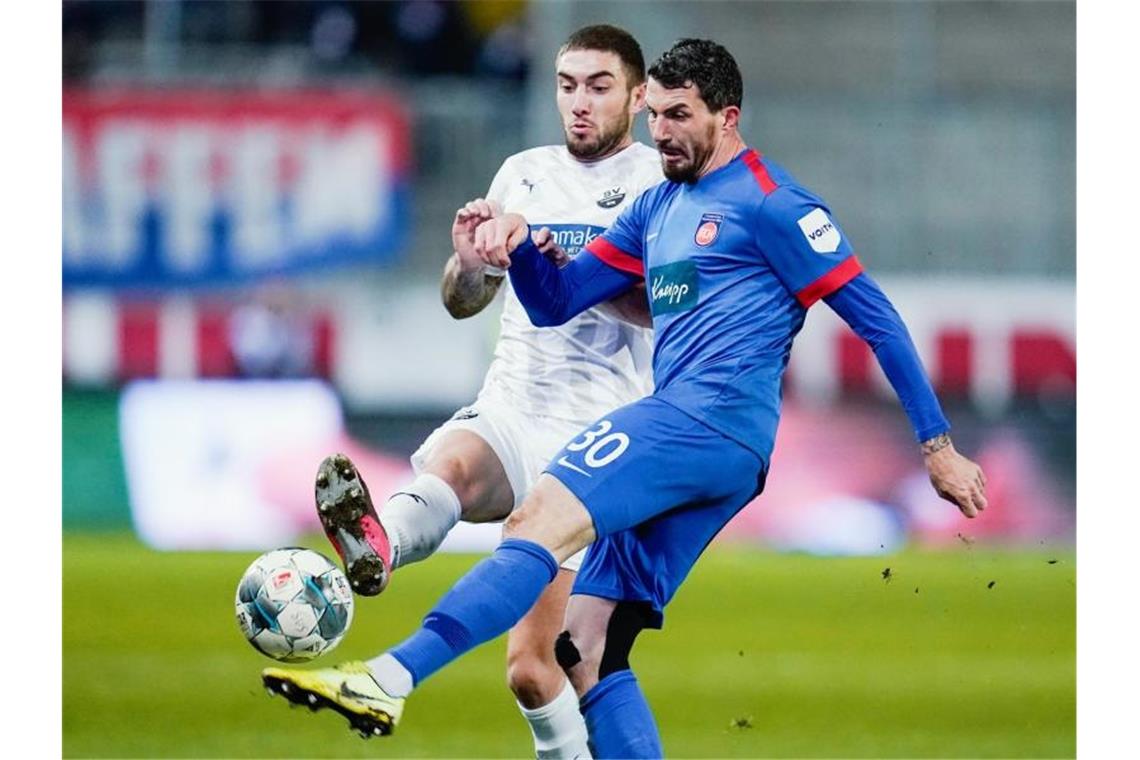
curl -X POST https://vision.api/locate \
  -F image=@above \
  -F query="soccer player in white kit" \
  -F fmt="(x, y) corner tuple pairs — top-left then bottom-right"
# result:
(276, 26), (664, 757)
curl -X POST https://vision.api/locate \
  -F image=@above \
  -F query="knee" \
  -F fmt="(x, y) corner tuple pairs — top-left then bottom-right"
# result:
(502, 502), (536, 538)
(423, 455), (480, 508)
(506, 649), (561, 707)
(503, 483), (561, 538)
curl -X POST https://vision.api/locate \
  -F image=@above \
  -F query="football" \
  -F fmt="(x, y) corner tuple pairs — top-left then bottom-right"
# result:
(234, 547), (354, 662)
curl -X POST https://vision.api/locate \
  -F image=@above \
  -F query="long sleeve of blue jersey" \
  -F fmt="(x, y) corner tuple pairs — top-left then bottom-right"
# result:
(506, 231), (641, 327)
(824, 273), (950, 442)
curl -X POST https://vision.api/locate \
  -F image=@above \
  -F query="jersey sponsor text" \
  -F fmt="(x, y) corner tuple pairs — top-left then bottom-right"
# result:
(797, 208), (840, 253)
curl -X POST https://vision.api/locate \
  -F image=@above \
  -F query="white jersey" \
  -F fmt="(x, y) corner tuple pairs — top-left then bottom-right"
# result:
(478, 142), (663, 422)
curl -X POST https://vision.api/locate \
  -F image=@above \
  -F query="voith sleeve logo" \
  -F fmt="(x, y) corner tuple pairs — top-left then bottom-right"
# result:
(796, 208), (841, 254)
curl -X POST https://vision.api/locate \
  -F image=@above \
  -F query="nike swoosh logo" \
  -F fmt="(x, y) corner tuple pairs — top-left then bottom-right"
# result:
(393, 492), (428, 507)
(340, 682), (395, 710)
(557, 456), (592, 478)
(646, 232), (659, 241)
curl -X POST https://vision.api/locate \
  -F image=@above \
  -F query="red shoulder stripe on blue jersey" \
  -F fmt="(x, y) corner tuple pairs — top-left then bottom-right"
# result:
(743, 149), (779, 195)
(585, 237), (644, 277)
(796, 255), (864, 307)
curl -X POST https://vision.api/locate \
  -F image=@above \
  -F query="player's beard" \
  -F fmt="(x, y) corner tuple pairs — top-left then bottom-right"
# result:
(565, 98), (633, 161)
(659, 121), (718, 184)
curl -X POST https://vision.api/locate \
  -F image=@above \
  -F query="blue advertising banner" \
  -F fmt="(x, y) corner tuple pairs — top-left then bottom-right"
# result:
(63, 89), (411, 289)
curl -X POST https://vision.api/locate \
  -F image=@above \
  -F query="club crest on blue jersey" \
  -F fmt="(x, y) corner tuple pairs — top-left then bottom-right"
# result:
(694, 213), (724, 247)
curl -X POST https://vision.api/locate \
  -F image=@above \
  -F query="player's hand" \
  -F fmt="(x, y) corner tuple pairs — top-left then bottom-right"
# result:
(923, 437), (988, 518)
(532, 227), (570, 267)
(452, 198), (502, 270)
(473, 213), (530, 269)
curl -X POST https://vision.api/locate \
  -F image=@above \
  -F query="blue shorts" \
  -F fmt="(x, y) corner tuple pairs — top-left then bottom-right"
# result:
(544, 396), (767, 627)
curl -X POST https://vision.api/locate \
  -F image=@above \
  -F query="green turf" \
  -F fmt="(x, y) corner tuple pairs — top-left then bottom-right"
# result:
(63, 533), (1074, 758)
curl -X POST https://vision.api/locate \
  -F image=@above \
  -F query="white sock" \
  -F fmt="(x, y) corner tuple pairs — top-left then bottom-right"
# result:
(366, 653), (414, 698)
(380, 473), (462, 569)
(518, 679), (593, 760)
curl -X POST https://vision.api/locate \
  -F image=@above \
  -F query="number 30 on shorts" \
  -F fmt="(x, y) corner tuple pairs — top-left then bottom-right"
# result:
(564, 419), (630, 469)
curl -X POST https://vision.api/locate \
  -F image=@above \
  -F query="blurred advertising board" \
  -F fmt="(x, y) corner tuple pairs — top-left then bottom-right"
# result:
(63, 89), (410, 288)
(65, 278), (1073, 413)
(719, 402), (1074, 554)
(119, 380), (347, 549)
(112, 381), (1070, 553)
(117, 380), (502, 552)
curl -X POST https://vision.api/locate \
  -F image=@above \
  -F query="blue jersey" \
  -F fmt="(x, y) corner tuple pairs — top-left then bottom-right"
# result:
(498, 147), (948, 623)
(584, 148), (862, 461)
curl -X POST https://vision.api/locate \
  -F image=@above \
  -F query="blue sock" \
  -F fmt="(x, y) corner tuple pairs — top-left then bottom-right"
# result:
(580, 670), (663, 759)
(388, 538), (558, 687)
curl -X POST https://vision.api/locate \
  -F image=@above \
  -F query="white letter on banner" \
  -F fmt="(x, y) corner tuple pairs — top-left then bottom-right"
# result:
(62, 127), (89, 266)
(334, 126), (386, 236)
(293, 125), (386, 248)
(231, 126), (285, 271)
(95, 122), (148, 270)
(161, 125), (214, 274)
(292, 129), (334, 246)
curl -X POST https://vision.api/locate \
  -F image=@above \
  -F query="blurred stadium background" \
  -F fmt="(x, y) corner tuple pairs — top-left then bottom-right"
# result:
(61, 1), (1075, 757)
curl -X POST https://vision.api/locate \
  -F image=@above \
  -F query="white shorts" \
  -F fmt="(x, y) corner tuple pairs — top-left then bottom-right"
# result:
(411, 392), (590, 572)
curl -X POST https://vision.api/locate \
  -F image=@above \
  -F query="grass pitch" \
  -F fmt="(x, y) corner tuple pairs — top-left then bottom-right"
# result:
(63, 533), (1074, 758)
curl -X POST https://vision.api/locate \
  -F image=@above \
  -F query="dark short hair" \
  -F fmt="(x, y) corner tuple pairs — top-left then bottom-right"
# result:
(558, 24), (646, 87)
(648, 38), (743, 111)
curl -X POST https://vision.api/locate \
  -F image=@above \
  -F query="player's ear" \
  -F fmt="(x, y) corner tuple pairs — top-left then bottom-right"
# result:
(720, 105), (741, 132)
(628, 82), (647, 115)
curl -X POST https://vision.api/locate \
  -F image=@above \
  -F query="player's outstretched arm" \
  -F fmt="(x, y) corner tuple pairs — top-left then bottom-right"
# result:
(441, 198), (505, 319)
(824, 273), (988, 518)
(474, 213), (640, 327)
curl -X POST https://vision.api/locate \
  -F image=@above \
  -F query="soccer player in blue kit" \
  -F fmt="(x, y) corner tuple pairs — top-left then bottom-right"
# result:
(264, 39), (988, 757)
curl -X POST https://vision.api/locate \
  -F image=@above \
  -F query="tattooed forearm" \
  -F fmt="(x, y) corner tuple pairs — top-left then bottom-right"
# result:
(920, 432), (953, 456)
(441, 255), (503, 319)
